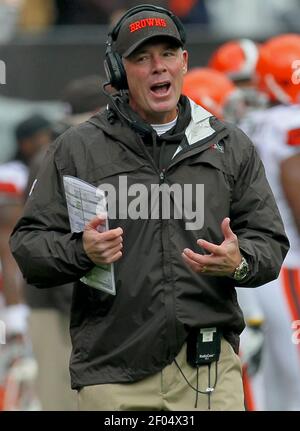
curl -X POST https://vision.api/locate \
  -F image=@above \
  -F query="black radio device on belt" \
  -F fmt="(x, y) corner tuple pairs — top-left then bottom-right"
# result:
(187, 327), (221, 368)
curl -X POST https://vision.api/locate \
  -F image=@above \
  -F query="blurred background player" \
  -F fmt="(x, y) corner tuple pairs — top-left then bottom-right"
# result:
(208, 38), (268, 116)
(182, 66), (246, 121)
(238, 33), (300, 410)
(208, 39), (259, 83)
(207, 33), (300, 411)
(0, 114), (52, 410)
(0, 114), (52, 338)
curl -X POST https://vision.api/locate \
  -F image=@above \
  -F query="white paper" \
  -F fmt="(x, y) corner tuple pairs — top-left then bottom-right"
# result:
(63, 175), (116, 295)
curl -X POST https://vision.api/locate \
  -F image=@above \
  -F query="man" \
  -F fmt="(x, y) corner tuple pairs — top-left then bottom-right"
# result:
(10, 5), (288, 411)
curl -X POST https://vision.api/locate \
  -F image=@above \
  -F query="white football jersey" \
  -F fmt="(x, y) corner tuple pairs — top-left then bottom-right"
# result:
(0, 160), (28, 202)
(240, 104), (300, 267)
(0, 160), (28, 304)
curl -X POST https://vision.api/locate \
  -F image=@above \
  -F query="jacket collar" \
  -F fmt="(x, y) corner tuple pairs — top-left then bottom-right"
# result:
(88, 96), (229, 157)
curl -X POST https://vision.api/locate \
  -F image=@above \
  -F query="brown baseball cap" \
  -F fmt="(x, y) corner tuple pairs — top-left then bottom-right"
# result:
(114, 10), (184, 58)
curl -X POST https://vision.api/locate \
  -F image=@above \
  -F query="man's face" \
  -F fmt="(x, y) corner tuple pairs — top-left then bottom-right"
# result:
(123, 39), (188, 124)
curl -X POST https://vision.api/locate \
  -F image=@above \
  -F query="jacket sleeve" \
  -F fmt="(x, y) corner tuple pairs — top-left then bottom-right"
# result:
(9, 136), (94, 288)
(228, 128), (290, 287)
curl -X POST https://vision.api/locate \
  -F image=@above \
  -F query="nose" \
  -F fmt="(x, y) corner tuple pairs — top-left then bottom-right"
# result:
(151, 54), (167, 74)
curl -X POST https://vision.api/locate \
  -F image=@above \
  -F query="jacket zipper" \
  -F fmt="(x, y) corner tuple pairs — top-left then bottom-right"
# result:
(158, 166), (178, 358)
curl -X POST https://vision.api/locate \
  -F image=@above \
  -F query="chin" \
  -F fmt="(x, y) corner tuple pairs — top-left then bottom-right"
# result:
(151, 101), (176, 114)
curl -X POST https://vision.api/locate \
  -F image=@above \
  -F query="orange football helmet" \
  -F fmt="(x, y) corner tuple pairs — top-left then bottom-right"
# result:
(208, 39), (259, 81)
(255, 34), (300, 104)
(182, 67), (245, 120)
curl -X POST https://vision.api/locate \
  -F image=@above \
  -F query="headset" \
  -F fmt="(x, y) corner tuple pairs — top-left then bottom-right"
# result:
(104, 4), (186, 90)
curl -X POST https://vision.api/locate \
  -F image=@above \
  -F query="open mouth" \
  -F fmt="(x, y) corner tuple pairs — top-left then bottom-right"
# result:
(150, 82), (171, 95)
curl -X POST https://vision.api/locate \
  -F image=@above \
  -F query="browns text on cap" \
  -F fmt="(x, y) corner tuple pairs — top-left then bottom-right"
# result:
(114, 10), (184, 58)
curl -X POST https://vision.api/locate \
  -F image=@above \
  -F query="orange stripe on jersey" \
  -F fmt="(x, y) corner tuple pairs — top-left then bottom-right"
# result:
(0, 183), (22, 196)
(287, 128), (300, 146)
(0, 386), (5, 411)
(242, 366), (256, 411)
(281, 268), (300, 323)
(294, 269), (300, 301)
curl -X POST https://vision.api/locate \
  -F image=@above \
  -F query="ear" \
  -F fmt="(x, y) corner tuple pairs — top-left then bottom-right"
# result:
(182, 50), (188, 75)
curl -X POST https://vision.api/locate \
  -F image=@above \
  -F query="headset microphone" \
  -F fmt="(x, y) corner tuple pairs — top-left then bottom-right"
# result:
(102, 82), (152, 136)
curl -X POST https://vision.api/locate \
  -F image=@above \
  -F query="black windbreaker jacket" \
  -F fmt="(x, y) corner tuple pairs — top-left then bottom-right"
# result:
(10, 97), (289, 389)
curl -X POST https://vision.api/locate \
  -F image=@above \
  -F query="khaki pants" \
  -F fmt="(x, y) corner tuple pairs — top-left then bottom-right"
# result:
(29, 309), (77, 411)
(78, 338), (244, 411)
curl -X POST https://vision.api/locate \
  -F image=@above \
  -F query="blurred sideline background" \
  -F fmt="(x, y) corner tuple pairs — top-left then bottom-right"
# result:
(1, 0), (300, 162)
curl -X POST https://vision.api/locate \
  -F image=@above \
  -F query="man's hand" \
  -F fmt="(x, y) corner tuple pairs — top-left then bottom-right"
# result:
(83, 215), (123, 265)
(182, 217), (242, 276)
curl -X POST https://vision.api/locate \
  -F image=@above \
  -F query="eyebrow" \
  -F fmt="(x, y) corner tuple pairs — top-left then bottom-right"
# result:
(133, 44), (178, 57)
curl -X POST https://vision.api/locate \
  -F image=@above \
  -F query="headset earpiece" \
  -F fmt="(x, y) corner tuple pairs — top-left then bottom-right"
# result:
(104, 4), (186, 90)
(104, 37), (128, 90)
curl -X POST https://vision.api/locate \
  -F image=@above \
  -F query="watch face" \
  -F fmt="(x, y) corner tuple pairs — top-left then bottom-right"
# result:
(234, 257), (249, 281)
(239, 266), (248, 278)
